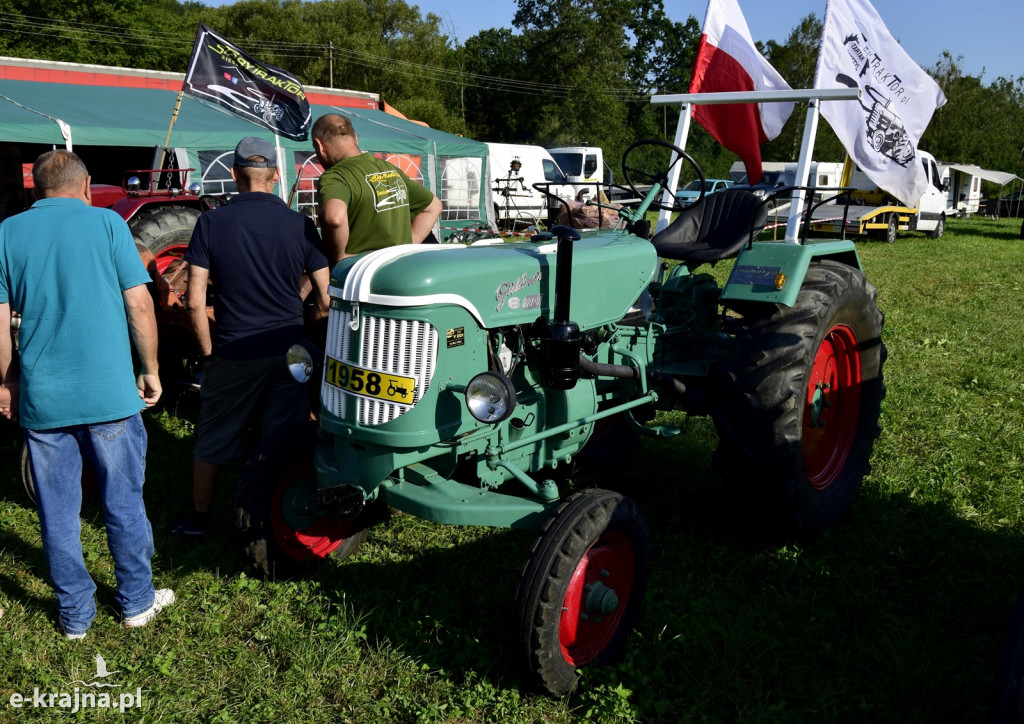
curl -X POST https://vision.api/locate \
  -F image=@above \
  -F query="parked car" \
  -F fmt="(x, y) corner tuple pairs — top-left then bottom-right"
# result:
(675, 178), (733, 206)
(999, 190), (1024, 218)
(732, 170), (797, 210)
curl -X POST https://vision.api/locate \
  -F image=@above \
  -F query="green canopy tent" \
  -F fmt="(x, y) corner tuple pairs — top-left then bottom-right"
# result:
(0, 76), (494, 237)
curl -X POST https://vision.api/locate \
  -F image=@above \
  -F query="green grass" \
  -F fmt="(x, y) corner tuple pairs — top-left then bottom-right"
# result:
(2, 215), (1024, 722)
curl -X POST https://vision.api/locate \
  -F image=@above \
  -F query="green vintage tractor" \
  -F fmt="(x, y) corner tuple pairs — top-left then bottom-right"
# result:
(232, 139), (886, 695)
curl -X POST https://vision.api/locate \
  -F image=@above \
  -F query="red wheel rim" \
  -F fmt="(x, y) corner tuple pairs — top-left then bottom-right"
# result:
(559, 530), (636, 666)
(153, 245), (188, 276)
(269, 463), (352, 561)
(803, 324), (862, 490)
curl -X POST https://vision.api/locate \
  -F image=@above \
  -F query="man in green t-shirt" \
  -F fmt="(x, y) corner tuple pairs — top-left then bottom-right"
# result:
(312, 113), (442, 265)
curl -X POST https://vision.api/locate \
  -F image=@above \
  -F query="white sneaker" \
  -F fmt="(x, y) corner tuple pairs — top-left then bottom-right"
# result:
(124, 589), (175, 629)
(57, 617), (86, 640)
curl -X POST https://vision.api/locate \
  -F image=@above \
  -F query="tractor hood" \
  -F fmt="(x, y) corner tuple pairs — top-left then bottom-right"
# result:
(329, 233), (657, 330)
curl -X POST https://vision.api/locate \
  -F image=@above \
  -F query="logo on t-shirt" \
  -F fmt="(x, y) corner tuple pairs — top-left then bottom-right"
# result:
(364, 169), (409, 212)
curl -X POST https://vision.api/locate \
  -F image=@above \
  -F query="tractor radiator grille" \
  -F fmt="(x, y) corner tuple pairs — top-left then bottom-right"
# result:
(321, 308), (438, 426)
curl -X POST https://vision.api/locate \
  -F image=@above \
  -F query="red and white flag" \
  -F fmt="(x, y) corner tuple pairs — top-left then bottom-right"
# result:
(688, 0), (794, 185)
(814, 0), (947, 206)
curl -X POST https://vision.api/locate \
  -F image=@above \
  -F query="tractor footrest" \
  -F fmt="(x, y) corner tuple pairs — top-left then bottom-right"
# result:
(644, 424), (680, 438)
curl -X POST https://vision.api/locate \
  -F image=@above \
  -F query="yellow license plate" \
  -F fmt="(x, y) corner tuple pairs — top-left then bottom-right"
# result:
(324, 357), (416, 403)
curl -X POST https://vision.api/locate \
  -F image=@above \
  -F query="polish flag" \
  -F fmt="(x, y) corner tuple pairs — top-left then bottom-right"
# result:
(689, 0), (794, 185)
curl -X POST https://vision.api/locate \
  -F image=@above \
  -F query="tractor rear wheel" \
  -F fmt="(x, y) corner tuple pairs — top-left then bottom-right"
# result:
(513, 489), (650, 695)
(713, 260), (886, 531)
(233, 421), (366, 579)
(130, 205), (202, 306)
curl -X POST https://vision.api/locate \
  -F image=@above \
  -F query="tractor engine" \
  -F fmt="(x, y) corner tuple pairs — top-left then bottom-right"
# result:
(314, 234), (657, 505)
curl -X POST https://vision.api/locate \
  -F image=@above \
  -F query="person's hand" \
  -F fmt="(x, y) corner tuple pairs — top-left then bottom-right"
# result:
(137, 373), (162, 408)
(0, 382), (18, 421)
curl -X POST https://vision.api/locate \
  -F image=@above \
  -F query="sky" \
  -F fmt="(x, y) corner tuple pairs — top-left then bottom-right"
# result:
(414, 0), (1022, 84)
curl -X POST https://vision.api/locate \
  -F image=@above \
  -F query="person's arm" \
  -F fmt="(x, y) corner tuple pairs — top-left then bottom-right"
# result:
(185, 263), (213, 362)
(411, 195), (443, 244)
(122, 284), (162, 407)
(307, 267), (331, 321)
(0, 302), (16, 420)
(319, 197), (351, 265)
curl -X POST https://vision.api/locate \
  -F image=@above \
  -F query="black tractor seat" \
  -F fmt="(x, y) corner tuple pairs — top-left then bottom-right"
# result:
(650, 188), (770, 265)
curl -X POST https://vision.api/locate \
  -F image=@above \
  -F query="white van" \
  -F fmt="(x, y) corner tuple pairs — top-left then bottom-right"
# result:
(486, 142), (574, 229)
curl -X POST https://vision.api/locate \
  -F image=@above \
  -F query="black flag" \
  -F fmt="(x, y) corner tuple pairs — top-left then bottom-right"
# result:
(183, 23), (311, 141)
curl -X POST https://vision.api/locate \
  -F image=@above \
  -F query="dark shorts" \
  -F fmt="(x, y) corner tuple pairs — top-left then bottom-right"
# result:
(193, 355), (308, 464)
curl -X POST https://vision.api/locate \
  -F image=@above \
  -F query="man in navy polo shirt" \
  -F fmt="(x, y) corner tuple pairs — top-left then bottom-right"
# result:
(171, 137), (330, 537)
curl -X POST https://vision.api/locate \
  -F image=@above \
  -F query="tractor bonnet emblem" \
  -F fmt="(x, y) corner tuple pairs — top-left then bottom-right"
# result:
(496, 271), (542, 311)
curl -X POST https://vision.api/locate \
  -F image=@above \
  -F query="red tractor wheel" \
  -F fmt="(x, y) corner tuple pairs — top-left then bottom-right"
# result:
(713, 259), (886, 531)
(233, 421), (366, 579)
(514, 489), (650, 695)
(130, 205), (202, 305)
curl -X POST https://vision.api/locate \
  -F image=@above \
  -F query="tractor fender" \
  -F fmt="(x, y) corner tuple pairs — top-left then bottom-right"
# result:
(720, 239), (862, 308)
(110, 195), (202, 224)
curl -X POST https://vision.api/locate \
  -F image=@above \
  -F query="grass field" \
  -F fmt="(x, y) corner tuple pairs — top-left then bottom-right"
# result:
(2, 215), (1024, 722)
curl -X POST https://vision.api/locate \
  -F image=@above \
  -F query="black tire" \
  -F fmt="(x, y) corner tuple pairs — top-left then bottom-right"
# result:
(130, 205), (206, 404)
(869, 214), (896, 243)
(712, 259), (886, 531)
(513, 489), (650, 695)
(929, 214), (945, 239)
(884, 215), (898, 243)
(991, 587), (1024, 723)
(129, 205), (201, 257)
(233, 420), (367, 579)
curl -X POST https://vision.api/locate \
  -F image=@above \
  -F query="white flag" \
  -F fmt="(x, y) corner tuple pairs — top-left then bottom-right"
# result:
(814, 0), (947, 206)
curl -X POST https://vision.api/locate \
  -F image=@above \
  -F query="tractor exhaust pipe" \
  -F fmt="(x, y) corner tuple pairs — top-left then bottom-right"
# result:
(536, 225), (582, 390)
(578, 356), (687, 398)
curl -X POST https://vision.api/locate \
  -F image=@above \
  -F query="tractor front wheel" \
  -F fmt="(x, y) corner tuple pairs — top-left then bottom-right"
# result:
(513, 489), (650, 695)
(714, 260), (886, 531)
(233, 421), (366, 579)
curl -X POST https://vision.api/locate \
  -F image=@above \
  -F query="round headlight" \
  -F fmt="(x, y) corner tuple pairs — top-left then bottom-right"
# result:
(286, 344), (315, 383)
(465, 372), (517, 423)
(126, 176), (141, 191)
(187, 182), (202, 195)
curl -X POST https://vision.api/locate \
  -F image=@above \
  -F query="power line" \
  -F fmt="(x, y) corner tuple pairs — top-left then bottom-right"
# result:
(0, 11), (652, 101)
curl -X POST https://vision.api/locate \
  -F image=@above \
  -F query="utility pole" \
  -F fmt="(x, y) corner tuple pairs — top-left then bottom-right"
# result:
(329, 42), (334, 89)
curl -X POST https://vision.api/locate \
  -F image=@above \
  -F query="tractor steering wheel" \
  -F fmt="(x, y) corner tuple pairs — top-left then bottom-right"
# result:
(622, 139), (705, 213)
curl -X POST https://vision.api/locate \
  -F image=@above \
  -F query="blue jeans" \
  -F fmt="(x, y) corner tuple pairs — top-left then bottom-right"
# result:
(26, 413), (155, 635)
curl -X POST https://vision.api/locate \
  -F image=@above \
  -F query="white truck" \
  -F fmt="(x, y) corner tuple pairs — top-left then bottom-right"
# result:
(486, 142), (575, 229)
(547, 144), (605, 201)
(808, 150), (952, 242)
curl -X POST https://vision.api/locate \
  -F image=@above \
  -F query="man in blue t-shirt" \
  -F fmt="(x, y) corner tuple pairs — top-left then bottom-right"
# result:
(0, 150), (173, 638)
(171, 137), (330, 537)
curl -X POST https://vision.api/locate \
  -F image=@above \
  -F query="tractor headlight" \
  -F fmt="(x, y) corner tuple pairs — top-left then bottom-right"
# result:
(286, 344), (315, 384)
(465, 371), (517, 423)
(126, 176), (142, 191)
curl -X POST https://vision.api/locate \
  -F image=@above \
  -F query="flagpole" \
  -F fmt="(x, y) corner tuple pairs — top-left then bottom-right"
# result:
(785, 98), (823, 242)
(274, 135), (288, 203)
(160, 88), (186, 175)
(656, 104), (693, 233)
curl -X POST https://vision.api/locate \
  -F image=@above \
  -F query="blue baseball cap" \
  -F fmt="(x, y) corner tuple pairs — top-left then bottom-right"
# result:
(234, 137), (277, 168)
